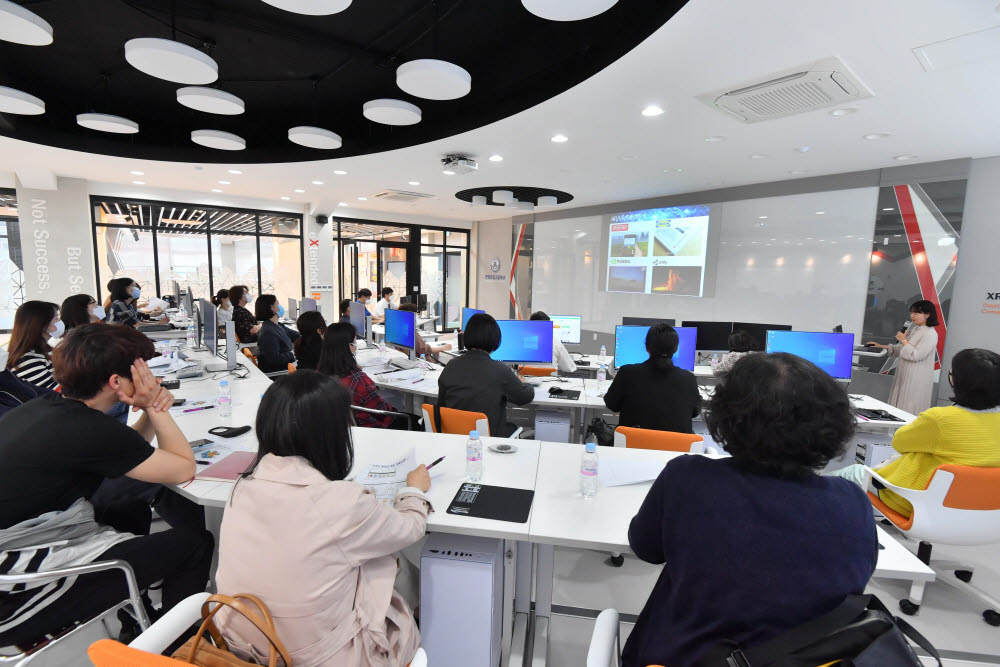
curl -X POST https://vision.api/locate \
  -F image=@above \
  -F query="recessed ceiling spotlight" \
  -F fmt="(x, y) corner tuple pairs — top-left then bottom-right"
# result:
(816, 211), (825, 215)
(77, 113), (139, 134)
(211, 188), (222, 193)
(217, 180), (230, 185)
(125, 38), (218, 84)
(227, 169), (242, 175)
(863, 133), (891, 140)
(176, 87), (244, 115)
(893, 154), (918, 161)
(260, 0), (351, 15)
(788, 169), (808, 175)
(357, 197), (367, 201)
(280, 196), (290, 200)
(551, 134), (569, 143)
(191, 129), (245, 150)
(442, 170), (456, 175)
(311, 180), (324, 185)
(704, 136), (726, 142)
(829, 107), (857, 116)
(132, 180), (145, 185)
(294, 188), (305, 193)
(750, 154), (768, 159)
(337, 201), (348, 207)
(661, 168), (684, 173)
(795, 146), (810, 153)
(363, 99), (421, 125)
(129, 170), (144, 176)
(396, 59), (472, 100)
(288, 126), (342, 149)
(333, 170), (348, 175)
(620, 155), (638, 161)
(0, 0), (53, 45)
(641, 104), (664, 117)
(488, 154), (504, 162)
(757, 216), (768, 219)
(408, 181), (421, 186)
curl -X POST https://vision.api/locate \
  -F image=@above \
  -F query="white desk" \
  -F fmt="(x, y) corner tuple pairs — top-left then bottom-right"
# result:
(850, 394), (916, 432)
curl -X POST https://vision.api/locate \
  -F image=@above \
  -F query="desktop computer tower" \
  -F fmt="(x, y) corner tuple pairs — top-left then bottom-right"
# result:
(535, 409), (571, 443)
(420, 534), (503, 667)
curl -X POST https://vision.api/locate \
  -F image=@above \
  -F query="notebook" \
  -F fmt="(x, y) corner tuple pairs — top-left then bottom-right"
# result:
(195, 451), (257, 481)
(446, 483), (534, 523)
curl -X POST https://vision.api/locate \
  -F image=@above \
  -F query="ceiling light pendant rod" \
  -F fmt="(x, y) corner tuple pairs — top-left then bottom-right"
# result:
(170, 0), (177, 41)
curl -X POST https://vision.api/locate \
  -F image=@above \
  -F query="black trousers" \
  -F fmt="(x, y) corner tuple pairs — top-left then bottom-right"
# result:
(0, 527), (213, 646)
(90, 477), (206, 535)
(387, 412), (423, 430)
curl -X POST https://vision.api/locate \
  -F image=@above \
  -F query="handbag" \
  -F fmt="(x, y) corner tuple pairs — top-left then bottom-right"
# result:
(172, 593), (292, 667)
(585, 416), (616, 447)
(699, 595), (940, 667)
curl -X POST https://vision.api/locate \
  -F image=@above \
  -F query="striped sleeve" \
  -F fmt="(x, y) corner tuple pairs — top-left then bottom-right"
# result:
(13, 352), (57, 390)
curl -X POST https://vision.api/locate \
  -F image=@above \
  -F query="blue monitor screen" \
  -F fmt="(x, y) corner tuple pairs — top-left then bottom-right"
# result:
(765, 331), (855, 379)
(461, 307), (485, 331)
(491, 320), (553, 363)
(613, 325), (697, 371)
(384, 309), (416, 350)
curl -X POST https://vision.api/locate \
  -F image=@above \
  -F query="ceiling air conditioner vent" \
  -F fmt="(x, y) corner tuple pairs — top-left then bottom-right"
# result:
(697, 57), (873, 123)
(370, 189), (435, 203)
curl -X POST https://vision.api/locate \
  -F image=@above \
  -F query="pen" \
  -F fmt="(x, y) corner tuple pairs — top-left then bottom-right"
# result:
(411, 378), (423, 384)
(426, 456), (445, 470)
(183, 405), (215, 414)
(196, 460), (211, 465)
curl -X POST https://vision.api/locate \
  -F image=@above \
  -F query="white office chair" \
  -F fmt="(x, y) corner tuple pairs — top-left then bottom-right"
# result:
(586, 609), (622, 667)
(353, 404), (416, 430)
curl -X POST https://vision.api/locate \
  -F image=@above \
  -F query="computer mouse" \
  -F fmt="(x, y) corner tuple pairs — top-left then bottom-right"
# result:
(549, 387), (564, 395)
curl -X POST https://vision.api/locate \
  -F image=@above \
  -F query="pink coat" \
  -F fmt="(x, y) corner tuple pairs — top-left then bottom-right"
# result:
(215, 453), (430, 667)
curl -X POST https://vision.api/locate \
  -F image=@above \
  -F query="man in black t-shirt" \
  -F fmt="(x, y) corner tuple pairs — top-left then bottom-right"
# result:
(0, 324), (212, 646)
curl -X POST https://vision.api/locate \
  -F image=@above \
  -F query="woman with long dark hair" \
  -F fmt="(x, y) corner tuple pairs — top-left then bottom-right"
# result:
(866, 299), (940, 414)
(213, 288), (233, 329)
(215, 371), (429, 667)
(60, 294), (104, 331)
(317, 322), (402, 428)
(254, 295), (300, 373)
(227, 285), (260, 343)
(5, 301), (61, 389)
(294, 310), (327, 371)
(107, 277), (168, 328)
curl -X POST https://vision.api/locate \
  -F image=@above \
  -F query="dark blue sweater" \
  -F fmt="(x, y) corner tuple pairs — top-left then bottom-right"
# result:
(623, 455), (877, 667)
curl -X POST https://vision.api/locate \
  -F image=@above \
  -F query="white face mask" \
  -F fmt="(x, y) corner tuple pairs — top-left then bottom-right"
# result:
(51, 320), (65, 338)
(92, 305), (107, 320)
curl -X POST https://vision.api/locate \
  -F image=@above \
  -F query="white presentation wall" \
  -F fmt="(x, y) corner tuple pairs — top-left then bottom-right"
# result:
(531, 187), (879, 342)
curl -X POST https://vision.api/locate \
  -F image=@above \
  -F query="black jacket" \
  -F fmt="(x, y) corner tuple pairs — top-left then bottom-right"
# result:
(257, 320), (300, 373)
(604, 359), (701, 433)
(437, 350), (535, 437)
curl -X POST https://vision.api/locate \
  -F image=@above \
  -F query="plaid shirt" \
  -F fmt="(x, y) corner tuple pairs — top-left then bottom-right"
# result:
(340, 369), (397, 428)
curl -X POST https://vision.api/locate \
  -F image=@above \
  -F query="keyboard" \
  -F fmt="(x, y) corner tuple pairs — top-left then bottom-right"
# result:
(141, 324), (173, 332)
(390, 357), (419, 370)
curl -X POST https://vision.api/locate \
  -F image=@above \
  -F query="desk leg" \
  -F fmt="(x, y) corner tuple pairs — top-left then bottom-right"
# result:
(508, 541), (532, 667)
(206, 505), (224, 591)
(531, 544), (554, 667)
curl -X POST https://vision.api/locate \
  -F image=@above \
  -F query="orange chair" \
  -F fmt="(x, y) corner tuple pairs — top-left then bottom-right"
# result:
(613, 426), (704, 453)
(287, 362), (296, 373)
(88, 639), (187, 666)
(242, 348), (258, 367)
(519, 366), (557, 377)
(421, 403), (490, 436)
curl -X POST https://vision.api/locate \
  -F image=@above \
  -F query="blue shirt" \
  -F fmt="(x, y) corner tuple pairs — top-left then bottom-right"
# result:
(623, 455), (877, 667)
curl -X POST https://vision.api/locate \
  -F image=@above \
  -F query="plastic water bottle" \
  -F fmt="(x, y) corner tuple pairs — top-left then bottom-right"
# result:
(466, 430), (484, 482)
(711, 352), (720, 368)
(419, 353), (429, 375)
(217, 380), (232, 418)
(598, 345), (607, 364)
(186, 320), (197, 349)
(178, 302), (187, 320)
(580, 441), (599, 498)
(378, 341), (387, 363)
(596, 364), (607, 384)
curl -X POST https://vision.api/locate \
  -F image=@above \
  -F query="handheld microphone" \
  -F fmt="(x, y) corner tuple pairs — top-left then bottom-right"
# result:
(899, 320), (912, 334)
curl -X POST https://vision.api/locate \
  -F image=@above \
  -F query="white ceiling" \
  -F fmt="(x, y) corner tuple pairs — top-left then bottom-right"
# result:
(2, 0), (999, 222)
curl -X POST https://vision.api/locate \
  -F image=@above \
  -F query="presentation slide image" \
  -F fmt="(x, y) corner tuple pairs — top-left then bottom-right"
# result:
(610, 230), (649, 258)
(650, 265), (702, 296)
(608, 266), (648, 293)
(652, 217), (707, 257)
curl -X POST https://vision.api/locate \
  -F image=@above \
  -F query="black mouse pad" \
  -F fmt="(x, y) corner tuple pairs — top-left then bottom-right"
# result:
(549, 389), (581, 400)
(446, 483), (534, 523)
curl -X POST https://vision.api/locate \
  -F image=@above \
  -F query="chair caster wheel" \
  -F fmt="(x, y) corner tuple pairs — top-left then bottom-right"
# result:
(984, 610), (1000, 627)
(899, 599), (920, 616)
(607, 555), (625, 568)
(955, 569), (973, 583)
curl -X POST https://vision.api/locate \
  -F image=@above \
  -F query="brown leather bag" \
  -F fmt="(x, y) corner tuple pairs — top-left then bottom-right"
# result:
(171, 593), (292, 667)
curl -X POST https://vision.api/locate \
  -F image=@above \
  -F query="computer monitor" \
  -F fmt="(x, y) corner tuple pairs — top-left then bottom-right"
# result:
(182, 288), (194, 318)
(418, 294), (428, 312)
(172, 281), (180, 309)
(731, 322), (791, 350)
(206, 319), (237, 372)
(348, 301), (367, 338)
(613, 325), (697, 371)
(461, 307), (485, 331)
(199, 298), (216, 356)
(765, 330), (855, 380)
(300, 297), (317, 313)
(287, 297), (298, 321)
(491, 320), (553, 364)
(622, 316), (676, 327)
(682, 320), (734, 351)
(399, 295), (413, 306)
(549, 315), (582, 345)
(385, 308), (417, 355)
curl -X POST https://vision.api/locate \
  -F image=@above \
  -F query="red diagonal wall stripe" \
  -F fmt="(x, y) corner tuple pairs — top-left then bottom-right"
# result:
(509, 224), (526, 319)
(894, 185), (947, 369)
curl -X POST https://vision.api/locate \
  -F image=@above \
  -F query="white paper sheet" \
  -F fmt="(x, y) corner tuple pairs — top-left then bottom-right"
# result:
(600, 459), (664, 487)
(376, 368), (423, 382)
(357, 448), (417, 502)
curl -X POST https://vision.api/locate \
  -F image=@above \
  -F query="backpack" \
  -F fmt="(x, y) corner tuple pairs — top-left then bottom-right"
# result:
(0, 370), (51, 419)
(584, 417), (616, 447)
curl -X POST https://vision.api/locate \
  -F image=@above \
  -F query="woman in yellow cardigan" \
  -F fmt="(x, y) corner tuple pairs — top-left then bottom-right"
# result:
(834, 348), (1000, 517)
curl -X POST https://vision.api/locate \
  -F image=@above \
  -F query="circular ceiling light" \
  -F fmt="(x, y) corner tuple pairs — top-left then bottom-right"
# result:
(442, 170), (456, 176)
(357, 197), (367, 201)
(77, 112), (139, 134)
(488, 154), (503, 162)
(0, 0), (53, 46)
(522, 0), (618, 21)
(132, 180), (145, 185)
(191, 129), (245, 150)
(408, 180), (421, 186)
(294, 189), (305, 193)
(211, 188), (222, 193)
(260, 0), (352, 15)
(129, 170), (144, 176)
(893, 154), (919, 161)
(125, 38), (218, 85)
(493, 190), (514, 204)
(396, 59), (472, 100)
(280, 196), (290, 200)
(704, 135), (726, 142)
(795, 146), (810, 153)
(750, 154), (768, 159)
(0, 86), (44, 114)
(641, 105), (664, 117)
(863, 133), (891, 140)
(333, 170), (348, 175)
(537, 195), (557, 206)
(311, 180), (324, 185)
(551, 134), (568, 143)
(288, 126), (342, 149)
(218, 180), (230, 185)
(829, 107), (857, 116)
(176, 87), (244, 115)
(228, 169), (242, 174)
(363, 99), (421, 126)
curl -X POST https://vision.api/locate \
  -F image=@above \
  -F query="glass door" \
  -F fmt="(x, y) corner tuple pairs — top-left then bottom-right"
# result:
(341, 241), (357, 300)
(378, 242), (408, 304)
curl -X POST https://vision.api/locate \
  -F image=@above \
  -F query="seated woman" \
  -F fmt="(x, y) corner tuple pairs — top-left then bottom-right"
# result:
(437, 313), (534, 437)
(339, 298), (353, 323)
(294, 310), (327, 370)
(396, 303), (451, 361)
(318, 322), (407, 429)
(0, 324), (212, 646)
(107, 277), (168, 328)
(4, 300), (62, 389)
(712, 328), (760, 376)
(213, 288), (233, 330)
(833, 347), (1000, 517)
(227, 285), (260, 343)
(61, 293), (105, 332)
(604, 323), (701, 433)
(216, 371), (430, 667)
(254, 295), (301, 373)
(623, 353), (876, 667)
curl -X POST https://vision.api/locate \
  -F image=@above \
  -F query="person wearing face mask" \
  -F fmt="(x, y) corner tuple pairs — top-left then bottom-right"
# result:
(373, 287), (394, 320)
(228, 285), (262, 343)
(213, 289), (233, 329)
(4, 301), (62, 389)
(865, 299), (940, 415)
(254, 295), (301, 373)
(61, 294), (106, 331)
(108, 277), (169, 328)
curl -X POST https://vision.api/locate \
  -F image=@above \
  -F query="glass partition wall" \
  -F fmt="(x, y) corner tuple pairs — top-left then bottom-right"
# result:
(92, 197), (304, 306)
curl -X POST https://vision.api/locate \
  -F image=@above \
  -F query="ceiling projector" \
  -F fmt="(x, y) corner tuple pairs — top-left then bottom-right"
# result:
(441, 154), (478, 175)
